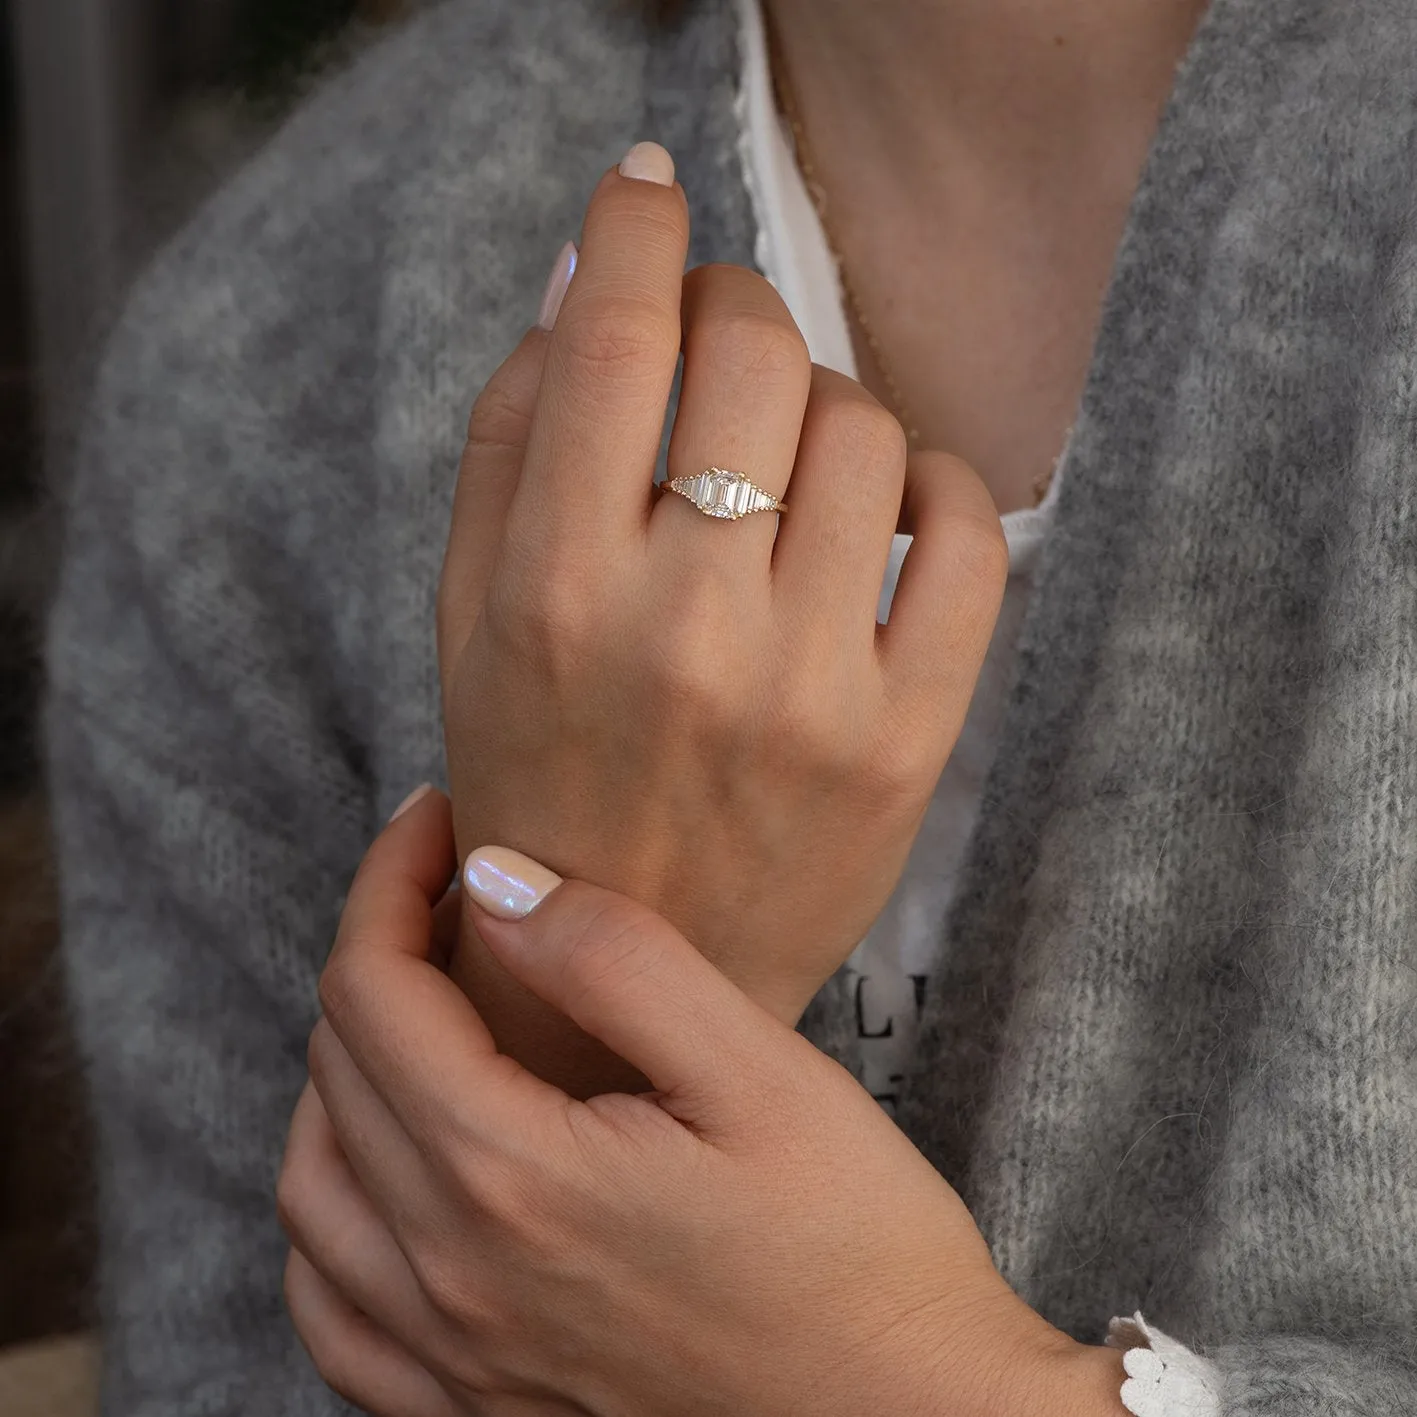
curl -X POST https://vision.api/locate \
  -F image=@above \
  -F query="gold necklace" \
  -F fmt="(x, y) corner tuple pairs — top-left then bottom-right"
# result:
(763, 10), (1056, 510)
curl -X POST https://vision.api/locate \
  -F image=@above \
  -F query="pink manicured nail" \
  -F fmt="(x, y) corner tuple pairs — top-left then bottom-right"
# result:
(389, 783), (432, 822)
(536, 240), (578, 331)
(463, 846), (564, 919)
(618, 140), (675, 186)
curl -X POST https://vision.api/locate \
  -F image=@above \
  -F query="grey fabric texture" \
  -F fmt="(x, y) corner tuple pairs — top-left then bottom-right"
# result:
(42, 0), (1417, 1411)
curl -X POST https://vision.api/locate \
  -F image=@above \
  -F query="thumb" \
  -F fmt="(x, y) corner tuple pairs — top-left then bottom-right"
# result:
(462, 845), (787, 1129)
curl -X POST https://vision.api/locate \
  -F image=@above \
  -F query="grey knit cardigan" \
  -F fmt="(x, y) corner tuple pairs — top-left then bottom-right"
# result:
(42, 0), (1417, 1411)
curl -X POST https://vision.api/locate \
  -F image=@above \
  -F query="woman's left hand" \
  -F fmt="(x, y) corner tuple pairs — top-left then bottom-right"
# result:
(278, 786), (1108, 1416)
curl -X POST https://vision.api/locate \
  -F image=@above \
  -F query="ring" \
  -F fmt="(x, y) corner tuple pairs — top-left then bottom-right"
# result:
(658, 467), (787, 520)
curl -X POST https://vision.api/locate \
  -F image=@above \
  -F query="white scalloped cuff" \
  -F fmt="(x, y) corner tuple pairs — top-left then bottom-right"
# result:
(1105, 1312), (1224, 1417)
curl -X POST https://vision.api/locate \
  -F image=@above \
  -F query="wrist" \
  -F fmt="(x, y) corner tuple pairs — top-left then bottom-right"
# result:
(903, 1284), (1129, 1417)
(1037, 1341), (1131, 1417)
(979, 1329), (1128, 1417)
(763, 983), (814, 1030)
(763, 970), (840, 1030)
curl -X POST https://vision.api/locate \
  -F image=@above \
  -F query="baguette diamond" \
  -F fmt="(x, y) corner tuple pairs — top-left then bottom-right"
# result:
(661, 467), (785, 520)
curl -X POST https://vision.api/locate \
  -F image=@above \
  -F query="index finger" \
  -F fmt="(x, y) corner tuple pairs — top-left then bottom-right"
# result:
(319, 788), (564, 1149)
(512, 141), (689, 546)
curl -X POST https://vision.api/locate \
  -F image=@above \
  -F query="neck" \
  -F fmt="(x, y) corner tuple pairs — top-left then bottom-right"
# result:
(762, 0), (1211, 199)
(756, 0), (1214, 517)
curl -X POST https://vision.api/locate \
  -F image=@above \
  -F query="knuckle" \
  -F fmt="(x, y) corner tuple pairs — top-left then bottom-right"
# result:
(698, 308), (808, 386)
(556, 294), (678, 383)
(761, 677), (856, 780)
(522, 579), (591, 644)
(560, 898), (661, 1007)
(950, 512), (1012, 593)
(411, 1248), (465, 1318)
(315, 957), (367, 1033)
(479, 564), (529, 639)
(315, 964), (347, 1028)
(814, 393), (910, 470)
(407, 1240), (491, 1329)
(642, 574), (739, 702)
(463, 1152), (542, 1243)
(851, 401), (912, 467)
(647, 616), (726, 706)
(865, 721), (943, 805)
(486, 564), (597, 655)
(765, 669), (827, 737)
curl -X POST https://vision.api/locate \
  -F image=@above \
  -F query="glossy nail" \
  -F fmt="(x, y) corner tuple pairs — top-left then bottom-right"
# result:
(389, 783), (432, 822)
(463, 846), (564, 919)
(536, 239), (578, 332)
(618, 140), (675, 186)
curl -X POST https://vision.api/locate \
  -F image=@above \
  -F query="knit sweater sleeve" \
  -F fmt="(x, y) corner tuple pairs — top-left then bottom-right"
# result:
(1102, 1312), (1417, 1417)
(42, 230), (376, 1415)
(1205, 1340), (1417, 1416)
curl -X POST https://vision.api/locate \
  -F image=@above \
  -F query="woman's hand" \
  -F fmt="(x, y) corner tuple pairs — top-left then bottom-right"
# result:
(280, 789), (1119, 1417)
(439, 141), (1009, 1040)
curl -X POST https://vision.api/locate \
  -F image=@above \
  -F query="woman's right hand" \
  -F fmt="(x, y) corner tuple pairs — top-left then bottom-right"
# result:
(439, 140), (1008, 1040)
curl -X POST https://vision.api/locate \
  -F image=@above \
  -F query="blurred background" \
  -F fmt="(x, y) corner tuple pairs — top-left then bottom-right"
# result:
(0, 3), (413, 1411)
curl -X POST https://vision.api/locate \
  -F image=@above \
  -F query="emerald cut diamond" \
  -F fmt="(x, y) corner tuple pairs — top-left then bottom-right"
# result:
(701, 470), (747, 517)
(664, 467), (781, 520)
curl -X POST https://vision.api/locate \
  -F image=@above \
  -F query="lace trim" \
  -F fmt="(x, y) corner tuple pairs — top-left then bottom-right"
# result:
(1106, 1312), (1224, 1417)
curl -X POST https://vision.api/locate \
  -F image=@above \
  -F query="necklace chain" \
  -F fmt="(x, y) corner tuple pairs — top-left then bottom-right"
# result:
(762, 10), (1055, 510)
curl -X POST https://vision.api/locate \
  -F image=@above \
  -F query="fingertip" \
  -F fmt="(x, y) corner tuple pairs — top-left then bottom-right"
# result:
(388, 783), (434, 823)
(536, 239), (579, 332)
(618, 140), (676, 186)
(357, 783), (455, 903)
(462, 845), (564, 920)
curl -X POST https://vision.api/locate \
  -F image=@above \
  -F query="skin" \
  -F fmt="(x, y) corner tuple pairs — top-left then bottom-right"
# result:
(435, 0), (1210, 1099)
(279, 0), (1214, 1407)
(279, 789), (1132, 1414)
(763, 0), (1212, 514)
(439, 154), (1010, 1101)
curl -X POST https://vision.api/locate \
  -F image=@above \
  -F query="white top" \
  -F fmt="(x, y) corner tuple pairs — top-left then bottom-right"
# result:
(729, 8), (1224, 1414)
(729, 0), (1068, 1118)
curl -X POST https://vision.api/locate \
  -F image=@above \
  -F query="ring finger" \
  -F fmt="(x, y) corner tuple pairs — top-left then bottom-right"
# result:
(651, 263), (812, 582)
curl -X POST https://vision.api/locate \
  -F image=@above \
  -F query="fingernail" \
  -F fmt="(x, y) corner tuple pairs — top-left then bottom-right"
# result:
(463, 846), (564, 919)
(536, 239), (578, 332)
(389, 783), (432, 822)
(618, 140), (675, 186)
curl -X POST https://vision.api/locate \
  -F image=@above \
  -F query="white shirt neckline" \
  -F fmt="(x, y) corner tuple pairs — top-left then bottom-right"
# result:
(729, 0), (1069, 592)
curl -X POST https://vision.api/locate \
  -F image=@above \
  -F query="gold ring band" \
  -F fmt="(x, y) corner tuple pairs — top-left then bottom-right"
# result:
(659, 468), (787, 520)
